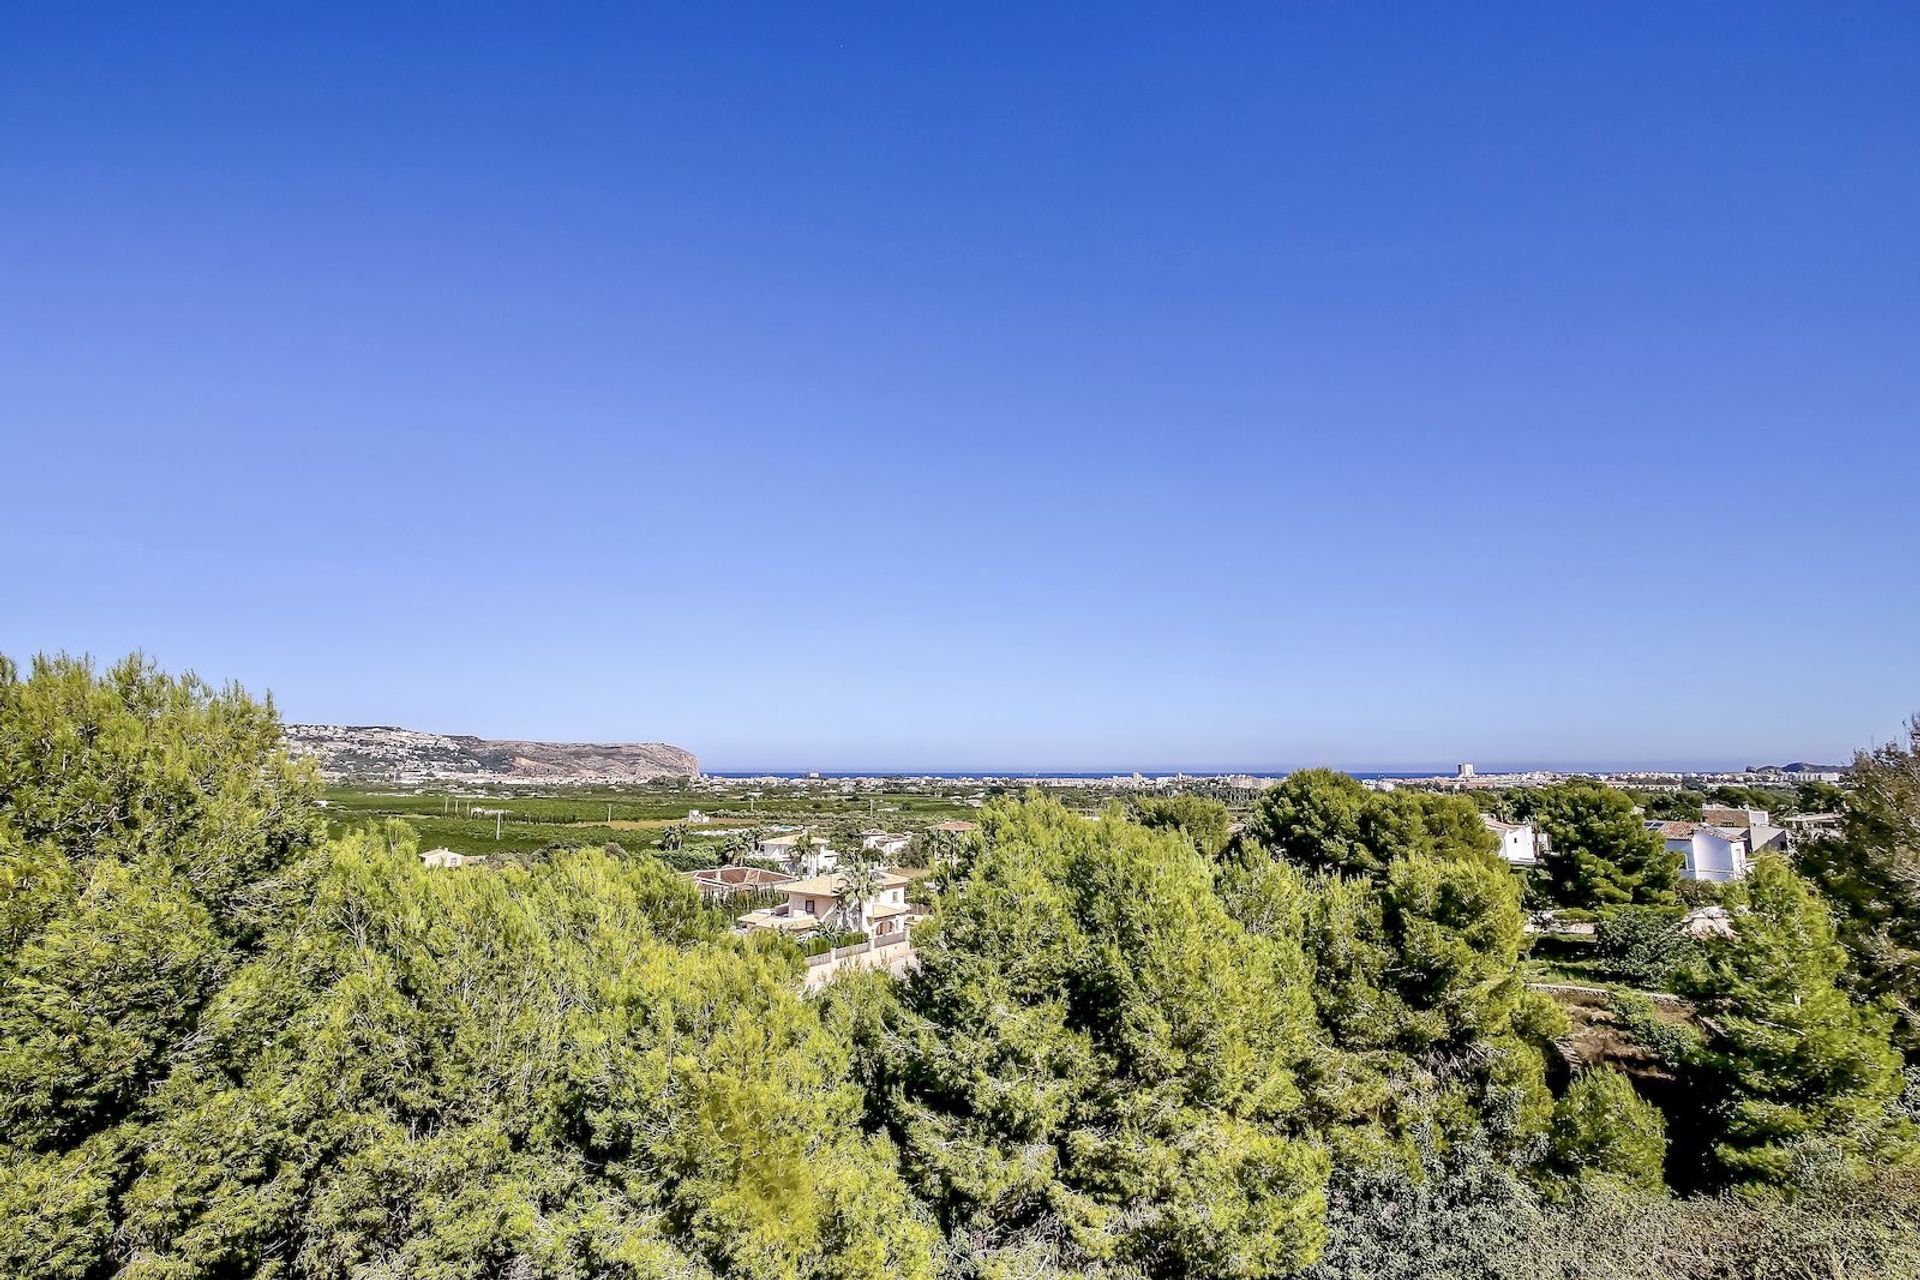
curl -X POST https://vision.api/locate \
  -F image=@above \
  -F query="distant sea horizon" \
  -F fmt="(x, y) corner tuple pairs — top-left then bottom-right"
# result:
(700, 765), (1761, 781)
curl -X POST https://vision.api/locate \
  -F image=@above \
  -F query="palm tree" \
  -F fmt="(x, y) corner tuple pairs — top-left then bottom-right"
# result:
(659, 823), (685, 854)
(833, 852), (882, 936)
(790, 826), (821, 875)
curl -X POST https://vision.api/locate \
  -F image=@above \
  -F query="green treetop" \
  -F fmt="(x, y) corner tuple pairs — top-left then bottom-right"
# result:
(1248, 771), (1501, 880)
(1680, 857), (1910, 1187)
(1547, 1067), (1668, 1190)
(1130, 792), (1234, 858)
(875, 795), (1328, 1279)
(1795, 717), (1920, 1053)
(1518, 780), (1679, 908)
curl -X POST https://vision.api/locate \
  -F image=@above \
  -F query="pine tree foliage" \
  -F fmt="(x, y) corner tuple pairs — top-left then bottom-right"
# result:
(1679, 857), (1912, 1186)
(1516, 781), (1680, 908)
(0, 655), (935, 1280)
(1795, 717), (1920, 1051)
(1548, 1067), (1668, 1189)
(873, 798), (1328, 1279)
(3, 653), (1917, 1278)
(1246, 770), (1500, 879)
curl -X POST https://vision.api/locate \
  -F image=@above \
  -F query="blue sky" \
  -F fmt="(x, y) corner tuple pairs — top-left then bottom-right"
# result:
(3, 3), (1917, 771)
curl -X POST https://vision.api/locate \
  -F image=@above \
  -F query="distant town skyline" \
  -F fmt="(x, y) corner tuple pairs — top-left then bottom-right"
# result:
(5, 4), (1917, 769)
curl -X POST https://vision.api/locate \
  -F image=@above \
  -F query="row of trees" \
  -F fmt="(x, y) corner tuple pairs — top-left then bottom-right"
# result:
(1235, 768), (1682, 908)
(2, 654), (1916, 1278)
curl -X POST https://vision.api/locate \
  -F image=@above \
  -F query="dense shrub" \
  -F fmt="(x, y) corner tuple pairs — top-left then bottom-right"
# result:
(1593, 906), (1697, 988)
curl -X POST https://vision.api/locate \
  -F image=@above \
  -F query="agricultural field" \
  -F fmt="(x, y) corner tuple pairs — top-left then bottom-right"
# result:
(320, 780), (1016, 861)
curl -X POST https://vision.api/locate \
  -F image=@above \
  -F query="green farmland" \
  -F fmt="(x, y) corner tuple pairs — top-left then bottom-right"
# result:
(320, 779), (1001, 861)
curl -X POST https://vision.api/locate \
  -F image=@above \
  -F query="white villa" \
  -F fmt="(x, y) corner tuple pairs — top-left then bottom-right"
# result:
(1482, 816), (1542, 867)
(1649, 820), (1749, 882)
(421, 848), (484, 869)
(759, 833), (839, 877)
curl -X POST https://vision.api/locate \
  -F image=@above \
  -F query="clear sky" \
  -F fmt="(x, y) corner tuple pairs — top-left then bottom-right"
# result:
(3, 3), (1917, 772)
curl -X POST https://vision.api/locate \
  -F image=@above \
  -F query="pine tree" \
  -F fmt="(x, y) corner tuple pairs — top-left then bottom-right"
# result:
(1795, 716), (1920, 1053)
(1521, 780), (1679, 907)
(880, 796), (1329, 1278)
(1681, 857), (1910, 1186)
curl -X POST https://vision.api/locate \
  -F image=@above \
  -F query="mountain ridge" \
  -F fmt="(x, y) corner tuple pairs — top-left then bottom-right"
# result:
(284, 723), (698, 783)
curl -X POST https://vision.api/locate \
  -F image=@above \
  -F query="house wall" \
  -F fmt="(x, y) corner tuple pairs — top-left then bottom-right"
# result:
(1674, 833), (1745, 882)
(1499, 825), (1537, 865)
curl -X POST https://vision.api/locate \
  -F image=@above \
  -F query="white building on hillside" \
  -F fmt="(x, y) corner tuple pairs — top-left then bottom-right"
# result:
(1649, 821), (1749, 882)
(1698, 807), (1789, 859)
(1482, 816), (1541, 867)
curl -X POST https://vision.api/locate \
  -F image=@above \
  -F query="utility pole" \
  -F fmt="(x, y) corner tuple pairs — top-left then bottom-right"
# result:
(496, 812), (503, 841)
(607, 803), (613, 823)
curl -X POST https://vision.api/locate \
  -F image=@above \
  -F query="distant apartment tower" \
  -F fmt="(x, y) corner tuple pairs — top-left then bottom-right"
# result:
(1457, 763), (1475, 779)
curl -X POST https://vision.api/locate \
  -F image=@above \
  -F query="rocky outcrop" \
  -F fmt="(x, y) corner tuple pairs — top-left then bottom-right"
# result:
(284, 724), (698, 783)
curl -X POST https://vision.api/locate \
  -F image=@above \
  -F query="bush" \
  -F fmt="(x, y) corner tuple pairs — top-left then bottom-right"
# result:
(1609, 991), (1702, 1067)
(1305, 1138), (1920, 1280)
(1675, 878), (1727, 908)
(799, 930), (866, 958)
(1593, 907), (1696, 989)
(1549, 1068), (1668, 1188)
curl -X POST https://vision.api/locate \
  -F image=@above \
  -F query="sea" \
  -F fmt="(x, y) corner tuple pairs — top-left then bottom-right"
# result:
(705, 770), (1478, 782)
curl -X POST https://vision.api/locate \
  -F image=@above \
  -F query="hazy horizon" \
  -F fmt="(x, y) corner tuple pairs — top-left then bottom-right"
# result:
(275, 710), (1872, 778)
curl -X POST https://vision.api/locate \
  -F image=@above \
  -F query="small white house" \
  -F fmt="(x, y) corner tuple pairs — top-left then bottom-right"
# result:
(1482, 816), (1541, 867)
(1649, 821), (1748, 882)
(1696, 808), (1789, 860)
(421, 848), (482, 869)
(860, 830), (913, 858)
